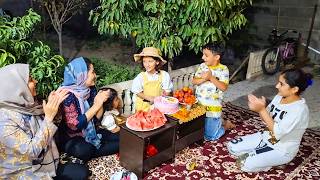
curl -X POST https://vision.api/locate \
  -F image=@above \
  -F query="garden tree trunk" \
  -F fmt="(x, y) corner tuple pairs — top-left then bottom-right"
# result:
(168, 58), (173, 72)
(29, 0), (33, 8)
(41, 5), (47, 40)
(41, 0), (87, 56)
(58, 30), (63, 55)
(130, 36), (137, 54)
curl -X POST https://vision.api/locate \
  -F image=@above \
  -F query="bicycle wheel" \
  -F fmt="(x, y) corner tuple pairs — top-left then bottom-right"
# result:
(261, 47), (281, 75)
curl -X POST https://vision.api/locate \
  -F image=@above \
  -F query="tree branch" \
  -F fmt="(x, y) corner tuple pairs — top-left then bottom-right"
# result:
(45, 3), (59, 33)
(60, 0), (84, 25)
(59, 0), (73, 24)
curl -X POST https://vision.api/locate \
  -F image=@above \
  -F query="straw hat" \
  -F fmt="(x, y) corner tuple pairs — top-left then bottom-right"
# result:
(133, 47), (167, 64)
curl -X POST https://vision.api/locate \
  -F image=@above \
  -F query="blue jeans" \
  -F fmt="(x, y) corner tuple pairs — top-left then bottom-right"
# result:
(204, 117), (225, 141)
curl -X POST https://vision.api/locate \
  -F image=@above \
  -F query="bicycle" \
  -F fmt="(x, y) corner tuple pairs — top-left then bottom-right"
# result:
(261, 29), (301, 75)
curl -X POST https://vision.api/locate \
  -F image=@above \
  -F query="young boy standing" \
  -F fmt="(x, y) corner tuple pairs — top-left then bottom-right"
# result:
(192, 43), (234, 141)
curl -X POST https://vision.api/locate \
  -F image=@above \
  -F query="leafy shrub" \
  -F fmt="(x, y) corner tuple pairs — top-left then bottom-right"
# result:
(28, 41), (66, 98)
(90, 57), (141, 87)
(0, 9), (66, 99)
(0, 49), (16, 67)
(90, 0), (252, 59)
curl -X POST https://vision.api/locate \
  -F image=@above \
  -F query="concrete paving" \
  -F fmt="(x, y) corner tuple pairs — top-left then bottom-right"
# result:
(225, 69), (320, 128)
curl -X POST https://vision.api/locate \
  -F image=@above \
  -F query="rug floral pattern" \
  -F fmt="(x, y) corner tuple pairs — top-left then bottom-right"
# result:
(88, 103), (320, 180)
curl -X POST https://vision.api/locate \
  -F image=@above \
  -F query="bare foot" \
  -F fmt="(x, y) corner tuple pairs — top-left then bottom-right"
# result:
(224, 120), (236, 130)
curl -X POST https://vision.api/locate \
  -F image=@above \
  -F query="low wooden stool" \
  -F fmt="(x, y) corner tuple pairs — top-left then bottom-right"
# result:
(166, 114), (205, 152)
(119, 121), (176, 179)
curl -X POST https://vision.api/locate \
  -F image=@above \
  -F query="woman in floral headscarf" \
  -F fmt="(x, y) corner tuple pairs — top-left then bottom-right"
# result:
(58, 57), (119, 164)
(0, 64), (68, 179)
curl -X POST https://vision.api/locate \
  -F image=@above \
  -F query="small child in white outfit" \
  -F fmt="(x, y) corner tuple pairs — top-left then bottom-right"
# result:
(100, 88), (122, 133)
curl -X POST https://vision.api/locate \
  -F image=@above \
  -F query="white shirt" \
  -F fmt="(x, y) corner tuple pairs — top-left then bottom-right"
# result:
(263, 95), (309, 158)
(101, 110), (120, 131)
(131, 71), (173, 94)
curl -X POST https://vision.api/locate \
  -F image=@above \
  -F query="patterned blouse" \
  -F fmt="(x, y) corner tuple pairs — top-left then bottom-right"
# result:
(60, 87), (97, 138)
(0, 108), (57, 179)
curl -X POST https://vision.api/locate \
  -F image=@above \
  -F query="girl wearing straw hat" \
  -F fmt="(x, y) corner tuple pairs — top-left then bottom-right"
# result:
(131, 47), (173, 111)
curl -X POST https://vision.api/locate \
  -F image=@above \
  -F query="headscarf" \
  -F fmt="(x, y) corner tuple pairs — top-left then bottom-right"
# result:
(0, 64), (43, 115)
(0, 64), (58, 176)
(60, 57), (101, 148)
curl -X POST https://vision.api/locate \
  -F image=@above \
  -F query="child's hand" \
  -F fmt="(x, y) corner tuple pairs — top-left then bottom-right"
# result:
(162, 90), (171, 96)
(200, 71), (213, 81)
(148, 96), (155, 104)
(111, 126), (120, 133)
(248, 94), (266, 113)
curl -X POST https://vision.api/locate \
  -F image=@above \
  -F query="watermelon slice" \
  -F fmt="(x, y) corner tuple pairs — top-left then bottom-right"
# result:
(127, 116), (143, 130)
(152, 117), (163, 127)
(126, 108), (167, 131)
(140, 116), (154, 130)
(135, 110), (146, 119)
(150, 108), (166, 119)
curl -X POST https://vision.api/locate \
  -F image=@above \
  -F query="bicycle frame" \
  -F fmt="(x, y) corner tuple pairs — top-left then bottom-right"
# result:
(268, 29), (298, 46)
(262, 28), (299, 75)
(278, 42), (295, 60)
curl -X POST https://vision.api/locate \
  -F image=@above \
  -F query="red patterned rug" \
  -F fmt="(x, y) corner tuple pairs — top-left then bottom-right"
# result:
(88, 103), (320, 179)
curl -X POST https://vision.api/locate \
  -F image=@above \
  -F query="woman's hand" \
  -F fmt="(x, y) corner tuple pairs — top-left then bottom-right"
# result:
(43, 89), (69, 122)
(85, 90), (110, 122)
(94, 90), (110, 107)
(248, 94), (266, 113)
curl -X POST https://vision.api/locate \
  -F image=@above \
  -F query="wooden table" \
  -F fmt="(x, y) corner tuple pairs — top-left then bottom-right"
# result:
(119, 121), (176, 179)
(166, 114), (205, 152)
